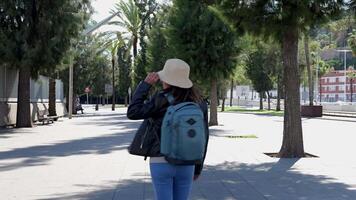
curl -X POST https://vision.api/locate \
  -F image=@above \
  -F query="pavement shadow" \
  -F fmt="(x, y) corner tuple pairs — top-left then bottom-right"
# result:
(195, 161), (356, 200)
(0, 132), (134, 172)
(37, 178), (154, 200)
(33, 160), (356, 200)
(0, 113), (140, 172)
(0, 127), (36, 139)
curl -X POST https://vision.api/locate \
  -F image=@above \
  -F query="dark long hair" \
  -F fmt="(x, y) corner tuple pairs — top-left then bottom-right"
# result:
(171, 85), (203, 103)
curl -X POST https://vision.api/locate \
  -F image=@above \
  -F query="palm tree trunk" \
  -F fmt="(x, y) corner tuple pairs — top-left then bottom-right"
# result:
(278, 28), (305, 158)
(133, 36), (138, 58)
(16, 67), (32, 127)
(48, 77), (57, 116)
(304, 33), (314, 106)
(230, 79), (234, 106)
(209, 79), (218, 126)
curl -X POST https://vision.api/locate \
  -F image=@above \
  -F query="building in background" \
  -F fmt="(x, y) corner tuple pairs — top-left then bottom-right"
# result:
(319, 68), (356, 102)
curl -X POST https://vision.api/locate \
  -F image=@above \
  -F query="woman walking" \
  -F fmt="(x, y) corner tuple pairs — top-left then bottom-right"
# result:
(127, 58), (209, 200)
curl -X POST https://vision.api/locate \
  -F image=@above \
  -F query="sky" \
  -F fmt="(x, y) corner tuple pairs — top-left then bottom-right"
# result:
(90, 0), (168, 33)
(90, 0), (121, 33)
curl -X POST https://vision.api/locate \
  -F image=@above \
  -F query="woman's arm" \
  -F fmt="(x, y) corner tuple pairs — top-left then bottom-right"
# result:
(127, 73), (161, 120)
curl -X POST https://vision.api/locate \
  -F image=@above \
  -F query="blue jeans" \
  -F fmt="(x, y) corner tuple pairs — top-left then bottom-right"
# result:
(150, 163), (195, 200)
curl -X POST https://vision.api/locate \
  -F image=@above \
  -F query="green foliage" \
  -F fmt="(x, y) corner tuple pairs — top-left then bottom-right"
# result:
(167, 0), (238, 84)
(60, 35), (111, 97)
(348, 29), (356, 55)
(133, 0), (158, 86)
(0, 0), (91, 76)
(245, 43), (274, 94)
(147, 6), (171, 73)
(219, 0), (346, 41)
(117, 44), (132, 99)
(111, 0), (141, 57)
(325, 59), (342, 70)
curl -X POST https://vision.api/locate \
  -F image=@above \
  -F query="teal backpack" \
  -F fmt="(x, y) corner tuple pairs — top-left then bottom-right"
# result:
(160, 93), (206, 165)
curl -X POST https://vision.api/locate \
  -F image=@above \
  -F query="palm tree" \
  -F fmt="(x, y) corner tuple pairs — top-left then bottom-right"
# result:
(111, 0), (141, 59)
(101, 32), (128, 110)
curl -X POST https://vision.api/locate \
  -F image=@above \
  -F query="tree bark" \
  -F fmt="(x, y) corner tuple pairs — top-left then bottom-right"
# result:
(350, 78), (353, 102)
(304, 33), (314, 106)
(276, 74), (282, 111)
(267, 91), (271, 110)
(72, 94), (77, 115)
(112, 55), (116, 111)
(221, 98), (225, 112)
(230, 79), (234, 106)
(16, 67), (33, 127)
(319, 80), (322, 103)
(95, 96), (99, 111)
(278, 28), (305, 158)
(259, 92), (263, 110)
(133, 35), (138, 58)
(48, 77), (57, 116)
(209, 79), (218, 126)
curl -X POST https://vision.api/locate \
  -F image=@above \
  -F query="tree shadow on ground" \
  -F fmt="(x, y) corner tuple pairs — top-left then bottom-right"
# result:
(0, 127), (36, 138)
(36, 160), (356, 200)
(0, 113), (141, 172)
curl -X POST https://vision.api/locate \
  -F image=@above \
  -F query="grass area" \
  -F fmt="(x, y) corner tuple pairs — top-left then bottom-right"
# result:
(220, 106), (284, 116)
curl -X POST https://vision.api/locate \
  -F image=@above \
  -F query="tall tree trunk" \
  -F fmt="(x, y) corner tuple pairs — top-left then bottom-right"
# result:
(278, 28), (305, 158)
(276, 76), (281, 111)
(221, 98), (225, 112)
(112, 55), (116, 111)
(48, 77), (57, 116)
(350, 78), (353, 102)
(133, 35), (138, 58)
(319, 80), (322, 103)
(16, 67), (32, 127)
(304, 33), (314, 106)
(95, 96), (99, 111)
(230, 79), (234, 106)
(267, 91), (271, 110)
(72, 94), (77, 115)
(209, 79), (218, 126)
(259, 92), (263, 110)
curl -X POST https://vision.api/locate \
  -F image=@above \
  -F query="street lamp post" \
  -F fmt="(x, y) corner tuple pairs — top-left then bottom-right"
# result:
(336, 49), (352, 102)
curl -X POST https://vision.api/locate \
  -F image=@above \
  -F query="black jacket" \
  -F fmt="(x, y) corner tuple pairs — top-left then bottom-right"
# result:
(127, 81), (209, 176)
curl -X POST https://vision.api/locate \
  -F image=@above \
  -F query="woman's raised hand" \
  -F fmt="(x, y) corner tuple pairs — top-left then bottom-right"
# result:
(144, 72), (160, 85)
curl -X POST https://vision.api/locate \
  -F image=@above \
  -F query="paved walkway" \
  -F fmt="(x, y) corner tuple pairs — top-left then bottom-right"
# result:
(1, 106), (356, 200)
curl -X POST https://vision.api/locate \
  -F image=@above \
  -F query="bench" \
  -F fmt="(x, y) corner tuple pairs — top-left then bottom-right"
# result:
(37, 110), (54, 125)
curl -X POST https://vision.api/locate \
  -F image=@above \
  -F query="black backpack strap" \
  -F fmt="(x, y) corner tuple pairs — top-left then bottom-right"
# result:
(164, 92), (175, 105)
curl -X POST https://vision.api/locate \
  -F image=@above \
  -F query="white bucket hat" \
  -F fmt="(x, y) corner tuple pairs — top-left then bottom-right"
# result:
(158, 59), (193, 88)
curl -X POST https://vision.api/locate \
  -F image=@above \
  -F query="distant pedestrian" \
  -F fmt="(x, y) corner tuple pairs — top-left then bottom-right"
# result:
(75, 95), (84, 114)
(127, 59), (209, 200)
